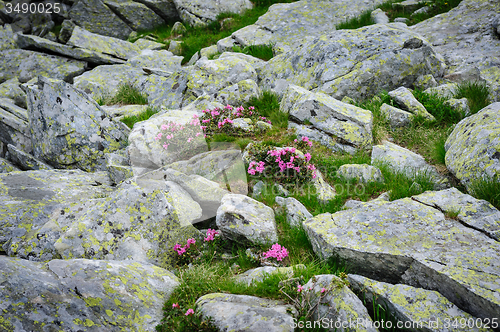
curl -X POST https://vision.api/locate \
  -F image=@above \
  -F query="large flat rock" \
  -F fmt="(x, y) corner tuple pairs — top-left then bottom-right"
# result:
(303, 194), (500, 321)
(0, 256), (178, 331)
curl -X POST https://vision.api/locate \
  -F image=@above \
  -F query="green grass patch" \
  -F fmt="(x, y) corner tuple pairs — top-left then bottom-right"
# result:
(245, 90), (288, 129)
(337, 10), (374, 30)
(232, 44), (274, 61)
(468, 176), (500, 210)
(453, 80), (490, 115)
(120, 106), (159, 129)
(97, 83), (149, 106)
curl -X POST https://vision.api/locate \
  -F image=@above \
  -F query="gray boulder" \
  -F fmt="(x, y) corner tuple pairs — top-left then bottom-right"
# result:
(215, 79), (261, 106)
(164, 180), (203, 226)
(173, 0), (252, 27)
(0, 169), (114, 259)
(337, 164), (384, 184)
(303, 196), (500, 321)
(445, 102), (500, 188)
(349, 274), (489, 332)
(183, 54), (258, 106)
(7, 144), (53, 170)
(372, 141), (448, 188)
(0, 157), (19, 173)
(414, 74), (438, 90)
(68, 0), (133, 39)
(289, 122), (353, 154)
(412, 0), (500, 101)
(392, 0), (427, 11)
(235, 265), (300, 286)
(0, 49), (87, 83)
(282, 85), (373, 150)
(134, 0), (180, 23)
(260, 23), (445, 101)
(0, 256), (178, 331)
(371, 8), (389, 24)
(0, 77), (26, 107)
(312, 170), (337, 204)
(105, 151), (133, 185)
(0, 99), (31, 154)
(216, 193), (278, 245)
(196, 293), (296, 332)
(26, 76), (128, 172)
(379, 103), (414, 127)
(303, 274), (377, 332)
(275, 196), (313, 228)
(0, 24), (16, 50)
(444, 98), (470, 117)
(388, 87), (435, 121)
(16, 32), (126, 65)
(67, 26), (141, 60)
(423, 83), (458, 99)
(127, 49), (183, 72)
(103, 0), (165, 31)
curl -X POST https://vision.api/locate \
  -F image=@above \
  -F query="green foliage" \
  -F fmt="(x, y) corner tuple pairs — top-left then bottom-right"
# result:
(453, 80), (490, 115)
(232, 44), (274, 61)
(120, 106), (159, 129)
(444, 207), (461, 220)
(431, 133), (448, 165)
(245, 90), (288, 129)
(413, 89), (463, 124)
(336, 10), (374, 30)
(98, 82), (149, 106)
(468, 176), (500, 210)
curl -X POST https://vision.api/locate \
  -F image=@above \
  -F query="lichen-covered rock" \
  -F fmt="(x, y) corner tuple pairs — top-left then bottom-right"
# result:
(167, 39), (183, 55)
(283, 86), (373, 150)
(127, 109), (207, 176)
(392, 0), (426, 11)
(388, 87), (435, 120)
(0, 169), (115, 258)
(196, 293), (296, 332)
(0, 157), (19, 173)
(6, 144), (53, 170)
(372, 141), (447, 188)
(0, 77), (26, 108)
(0, 100), (31, 154)
(171, 21), (187, 36)
(230, 24), (274, 50)
(303, 274), (377, 332)
(412, 0), (500, 101)
(0, 49), (87, 83)
(445, 102), (500, 188)
(0, 24), (16, 50)
(337, 164), (384, 184)
(73, 64), (146, 99)
(68, 0), (133, 39)
(412, 188), (500, 242)
(0, 256), (178, 331)
(303, 196), (500, 321)
(134, 0), (179, 23)
(215, 79), (261, 106)
(26, 76), (128, 172)
(289, 122), (353, 154)
(312, 170), (337, 204)
(348, 274), (490, 332)
(414, 74), (437, 90)
(127, 49), (183, 72)
(275, 196), (312, 228)
(343, 191), (391, 210)
(235, 265), (302, 286)
(260, 23), (445, 101)
(133, 38), (165, 51)
(444, 98), (470, 117)
(135, 70), (188, 108)
(173, 0), (252, 27)
(371, 8), (389, 24)
(67, 26), (141, 60)
(379, 103), (414, 127)
(16, 33), (125, 65)
(53, 179), (199, 268)
(101, 104), (148, 121)
(164, 180), (203, 226)
(183, 55), (258, 105)
(216, 193), (278, 245)
(103, 0), (165, 31)
(105, 152), (133, 185)
(423, 83), (458, 99)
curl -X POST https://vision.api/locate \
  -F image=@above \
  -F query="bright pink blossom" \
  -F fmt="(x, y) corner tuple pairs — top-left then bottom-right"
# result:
(185, 308), (194, 316)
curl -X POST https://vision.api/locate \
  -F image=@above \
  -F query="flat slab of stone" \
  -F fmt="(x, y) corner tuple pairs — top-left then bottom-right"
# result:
(349, 274), (489, 331)
(388, 86), (435, 121)
(173, 0), (252, 27)
(196, 293), (296, 332)
(380, 103), (414, 127)
(7, 143), (53, 170)
(0, 256), (178, 331)
(303, 196), (500, 321)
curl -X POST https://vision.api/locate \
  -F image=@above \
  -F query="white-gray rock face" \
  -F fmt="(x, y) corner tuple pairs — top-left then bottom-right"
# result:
(215, 79), (261, 106)
(26, 77), (128, 172)
(303, 274), (377, 332)
(216, 194), (278, 245)
(445, 102), (500, 188)
(388, 86), (435, 120)
(6, 144), (52, 171)
(371, 141), (448, 188)
(103, 0), (165, 32)
(371, 8), (389, 24)
(0, 98), (31, 154)
(0, 256), (178, 331)
(234, 265), (299, 286)
(281, 85), (373, 150)
(412, 0), (500, 101)
(379, 103), (414, 127)
(0, 77), (26, 108)
(0, 157), (19, 173)
(348, 274), (488, 332)
(303, 196), (500, 321)
(444, 98), (470, 117)
(337, 164), (384, 184)
(173, 0), (252, 27)
(423, 83), (458, 99)
(0, 24), (16, 50)
(260, 23), (445, 101)
(196, 293), (296, 332)
(275, 196), (312, 228)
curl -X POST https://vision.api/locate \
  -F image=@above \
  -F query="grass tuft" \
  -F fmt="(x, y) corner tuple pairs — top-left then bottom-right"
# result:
(120, 106), (159, 129)
(337, 10), (374, 30)
(245, 90), (288, 129)
(453, 81), (490, 115)
(97, 83), (149, 106)
(232, 44), (274, 61)
(468, 176), (500, 210)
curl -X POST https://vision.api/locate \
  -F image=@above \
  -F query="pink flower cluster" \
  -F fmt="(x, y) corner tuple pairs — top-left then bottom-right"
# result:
(247, 160), (265, 175)
(262, 243), (289, 262)
(218, 118), (234, 129)
(204, 229), (219, 242)
(156, 114), (207, 153)
(294, 136), (313, 147)
(173, 238), (196, 256)
(172, 303), (194, 316)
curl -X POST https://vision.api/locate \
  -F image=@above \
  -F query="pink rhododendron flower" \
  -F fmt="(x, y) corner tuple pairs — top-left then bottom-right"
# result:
(185, 308), (194, 316)
(263, 244), (289, 261)
(321, 288), (326, 293)
(304, 153), (311, 162)
(161, 124), (168, 130)
(172, 303), (179, 308)
(297, 284), (304, 293)
(204, 229), (219, 242)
